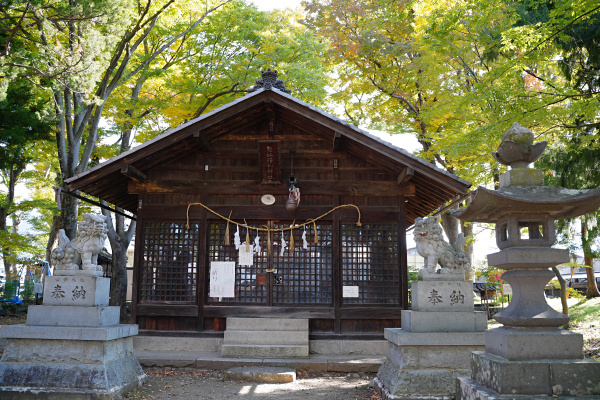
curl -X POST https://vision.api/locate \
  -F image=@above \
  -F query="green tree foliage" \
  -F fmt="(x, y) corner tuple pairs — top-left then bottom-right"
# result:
(0, 78), (53, 276)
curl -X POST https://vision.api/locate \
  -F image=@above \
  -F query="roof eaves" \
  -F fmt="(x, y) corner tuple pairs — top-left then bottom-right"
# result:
(270, 90), (471, 188)
(66, 89), (267, 184)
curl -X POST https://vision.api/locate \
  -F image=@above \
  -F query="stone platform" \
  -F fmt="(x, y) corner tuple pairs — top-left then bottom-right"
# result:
(0, 276), (145, 399)
(376, 279), (486, 400)
(375, 330), (485, 400)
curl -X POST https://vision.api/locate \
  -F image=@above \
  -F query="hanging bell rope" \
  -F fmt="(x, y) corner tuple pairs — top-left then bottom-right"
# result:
(185, 202), (362, 231)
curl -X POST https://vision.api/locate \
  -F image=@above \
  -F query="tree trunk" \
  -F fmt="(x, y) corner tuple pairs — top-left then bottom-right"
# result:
(551, 265), (569, 317)
(110, 237), (130, 323)
(102, 204), (136, 323)
(46, 215), (61, 264)
(60, 184), (79, 240)
(582, 219), (600, 298)
(462, 221), (474, 280)
(440, 212), (459, 245)
(0, 166), (23, 277)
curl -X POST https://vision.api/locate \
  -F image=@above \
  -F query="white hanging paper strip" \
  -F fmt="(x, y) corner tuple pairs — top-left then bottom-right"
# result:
(209, 261), (236, 298)
(302, 226), (308, 250)
(239, 244), (254, 266)
(280, 234), (287, 257)
(253, 233), (261, 254)
(234, 225), (241, 249)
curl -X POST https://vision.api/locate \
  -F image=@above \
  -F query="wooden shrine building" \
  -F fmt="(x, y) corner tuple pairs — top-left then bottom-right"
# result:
(66, 71), (471, 336)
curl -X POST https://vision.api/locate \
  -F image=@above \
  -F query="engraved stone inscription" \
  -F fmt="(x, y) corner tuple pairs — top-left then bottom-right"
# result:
(72, 286), (87, 301)
(450, 290), (465, 305)
(428, 289), (443, 305)
(51, 285), (66, 299)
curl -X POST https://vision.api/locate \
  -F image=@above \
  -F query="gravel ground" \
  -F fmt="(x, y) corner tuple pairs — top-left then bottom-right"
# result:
(121, 369), (382, 400)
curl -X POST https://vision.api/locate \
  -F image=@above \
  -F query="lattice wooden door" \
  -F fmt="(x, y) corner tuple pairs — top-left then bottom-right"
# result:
(206, 220), (333, 306)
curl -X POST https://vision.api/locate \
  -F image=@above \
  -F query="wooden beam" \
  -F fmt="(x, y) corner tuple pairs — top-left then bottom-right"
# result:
(332, 132), (342, 152)
(193, 131), (210, 150)
(128, 179), (415, 196)
(397, 167), (414, 185)
(120, 165), (147, 183)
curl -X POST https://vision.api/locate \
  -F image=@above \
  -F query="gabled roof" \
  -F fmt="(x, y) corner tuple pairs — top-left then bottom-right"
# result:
(66, 88), (471, 218)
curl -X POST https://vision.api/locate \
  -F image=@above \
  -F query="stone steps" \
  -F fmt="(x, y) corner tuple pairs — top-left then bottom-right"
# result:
(221, 344), (310, 358)
(222, 318), (309, 358)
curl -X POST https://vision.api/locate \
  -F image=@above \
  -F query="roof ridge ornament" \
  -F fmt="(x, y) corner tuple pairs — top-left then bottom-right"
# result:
(250, 68), (291, 93)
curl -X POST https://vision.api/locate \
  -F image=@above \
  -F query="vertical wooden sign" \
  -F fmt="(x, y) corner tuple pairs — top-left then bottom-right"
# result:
(259, 140), (281, 184)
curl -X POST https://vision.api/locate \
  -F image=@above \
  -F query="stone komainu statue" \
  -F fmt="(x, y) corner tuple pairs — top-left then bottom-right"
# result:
(51, 213), (108, 274)
(414, 216), (471, 275)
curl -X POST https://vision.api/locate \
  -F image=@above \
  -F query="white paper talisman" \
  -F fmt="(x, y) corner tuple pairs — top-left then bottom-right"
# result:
(239, 244), (254, 266)
(209, 261), (236, 298)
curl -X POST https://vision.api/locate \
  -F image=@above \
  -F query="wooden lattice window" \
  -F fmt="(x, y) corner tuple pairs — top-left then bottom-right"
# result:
(206, 222), (268, 304)
(139, 222), (198, 303)
(206, 221), (332, 305)
(341, 223), (400, 304)
(273, 222), (333, 305)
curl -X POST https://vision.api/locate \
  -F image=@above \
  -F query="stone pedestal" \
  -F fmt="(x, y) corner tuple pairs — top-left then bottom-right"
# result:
(451, 123), (600, 400)
(455, 249), (600, 399)
(0, 276), (145, 399)
(375, 280), (486, 400)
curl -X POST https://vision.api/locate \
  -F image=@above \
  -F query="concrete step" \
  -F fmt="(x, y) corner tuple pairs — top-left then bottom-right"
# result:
(221, 344), (309, 358)
(226, 317), (308, 331)
(224, 330), (308, 346)
(224, 367), (296, 383)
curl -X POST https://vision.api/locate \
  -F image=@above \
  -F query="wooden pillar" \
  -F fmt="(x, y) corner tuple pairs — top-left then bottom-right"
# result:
(196, 205), (207, 331)
(399, 195), (409, 309)
(333, 195), (341, 334)
(131, 197), (144, 325)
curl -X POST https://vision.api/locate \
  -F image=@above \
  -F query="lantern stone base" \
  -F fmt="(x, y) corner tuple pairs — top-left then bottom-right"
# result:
(457, 351), (600, 399)
(375, 330), (485, 400)
(485, 327), (583, 361)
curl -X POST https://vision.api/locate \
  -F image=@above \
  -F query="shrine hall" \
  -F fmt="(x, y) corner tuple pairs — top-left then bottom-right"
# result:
(66, 71), (470, 336)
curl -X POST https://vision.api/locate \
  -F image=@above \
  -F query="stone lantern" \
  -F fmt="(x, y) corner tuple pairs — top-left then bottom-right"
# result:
(452, 123), (600, 398)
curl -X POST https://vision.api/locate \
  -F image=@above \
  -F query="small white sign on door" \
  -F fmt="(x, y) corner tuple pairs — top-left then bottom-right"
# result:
(342, 285), (359, 298)
(209, 261), (236, 298)
(238, 245), (254, 266)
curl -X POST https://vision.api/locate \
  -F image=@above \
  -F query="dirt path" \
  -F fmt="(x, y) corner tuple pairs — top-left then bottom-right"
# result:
(122, 369), (382, 400)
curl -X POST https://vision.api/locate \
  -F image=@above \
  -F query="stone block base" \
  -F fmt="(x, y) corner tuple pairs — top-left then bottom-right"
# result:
(43, 276), (109, 307)
(485, 327), (583, 360)
(412, 281), (474, 312)
(468, 351), (600, 396)
(0, 327), (144, 399)
(402, 310), (487, 332)
(375, 376), (455, 400)
(376, 329), (485, 399)
(27, 305), (120, 327)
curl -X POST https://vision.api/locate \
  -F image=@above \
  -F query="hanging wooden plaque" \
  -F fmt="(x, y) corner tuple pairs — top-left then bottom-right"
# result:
(259, 140), (281, 184)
